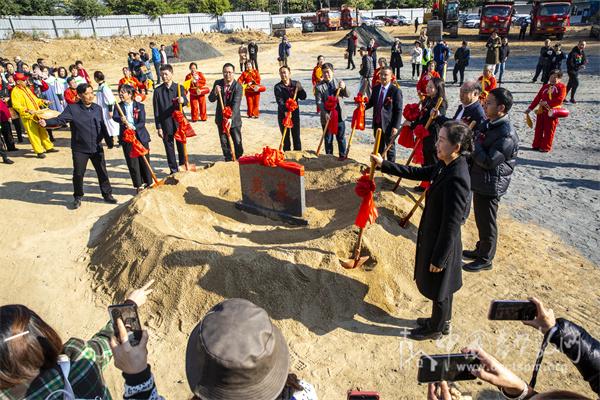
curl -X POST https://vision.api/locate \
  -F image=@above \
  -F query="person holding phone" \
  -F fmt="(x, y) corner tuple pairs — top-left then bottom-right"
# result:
(0, 280), (153, 399)
(371, 121), (472, 340)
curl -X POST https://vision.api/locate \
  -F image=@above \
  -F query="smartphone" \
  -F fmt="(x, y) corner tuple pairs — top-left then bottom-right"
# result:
(347, 391), (380, 400)
(108, 303), (143, 346)
(488, 300), (537, 321)
(417, 353), (480, 383)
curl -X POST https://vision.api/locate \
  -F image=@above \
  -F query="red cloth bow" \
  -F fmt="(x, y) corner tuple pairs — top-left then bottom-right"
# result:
(324, 95), (339, 135)
(122, 128), (148, 158)
(283, 98), (298, 129)
(354, 172), (378, 228)
(412, 125), (429, 165)
(222, 106), (233, 133)
(172, 110), (196, 144)
(398, 125), (415, 148)
(238, 146), (304, 176)
(402, 103), (420, 122)
(351, 95), (368, 131)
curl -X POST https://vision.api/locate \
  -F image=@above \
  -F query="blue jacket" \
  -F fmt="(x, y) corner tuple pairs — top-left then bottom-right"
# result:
(278, 41), (291, 60)
(151, 48), (161, 63)
(433, 43), (450, 65)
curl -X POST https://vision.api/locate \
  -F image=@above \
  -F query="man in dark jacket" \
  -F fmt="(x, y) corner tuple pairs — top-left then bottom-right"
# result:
(208, 63), (243, 161)
(248, 40), (259, 71)
(495, 37), (510, 84)
(433, 40), (450, 78)
(452, 41), (470, 85)
(278, 36), (291, 67)
(365, 66), (403, 162)
(346, 31), (356, 70)
(274, 66), (307, 151)
(566, 40), (587, 104)
(152, 64), (188, 174)
(358, 47), (373, 97)
(532, 39), (553, 83)
(518, 18), (529, 40)
(39, 83), (116, 209)
(463, 87), (519, 272)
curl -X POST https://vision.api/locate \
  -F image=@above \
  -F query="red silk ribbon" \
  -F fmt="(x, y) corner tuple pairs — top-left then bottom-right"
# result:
(354, 172), (378, 228)
(412, 124), (429, 165)
(238, 146), (304, 176)
(398, 125), (415, 148)
(222, 106), (233, 133)
(122, 128), (148, 158)
(172, 110), (196, 144)
(324, 95), (339, 135)
(283, 98), (298, 129)
(403, 103), (420, 122)
(351, 95), (368, 131)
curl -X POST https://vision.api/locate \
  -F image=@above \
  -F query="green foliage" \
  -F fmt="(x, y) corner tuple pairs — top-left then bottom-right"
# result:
(65, 0), (108, 21)
(346, 0), (375, 10)
(0, 0), (62, 16)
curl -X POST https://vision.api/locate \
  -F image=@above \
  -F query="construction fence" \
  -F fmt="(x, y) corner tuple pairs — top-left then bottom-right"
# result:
(0, 8), (426, 40)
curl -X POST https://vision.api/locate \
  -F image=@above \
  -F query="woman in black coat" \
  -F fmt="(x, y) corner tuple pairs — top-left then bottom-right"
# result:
(371, 120), (472, 340)
(112, 84), (153, 192)
(390, 38), (403, 79)
(410, 76), (447, 192)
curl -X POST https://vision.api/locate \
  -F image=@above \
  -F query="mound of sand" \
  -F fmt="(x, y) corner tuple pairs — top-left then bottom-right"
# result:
(167, 37), (223, 62)
(335, 25), (396, 48)
(88, 152), (421, 336)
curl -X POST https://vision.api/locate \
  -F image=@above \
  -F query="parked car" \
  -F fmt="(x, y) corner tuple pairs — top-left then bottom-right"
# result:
(284, 17), (303, 29)
(302, 20), (315, 33)
(361, 16), (385, 27)
(460, 13), (479, 27)
(397, 15), (411, 25)
(374, 15), (396, 25)
(514, 15), (531, 26)
(463, 16), (481, 28)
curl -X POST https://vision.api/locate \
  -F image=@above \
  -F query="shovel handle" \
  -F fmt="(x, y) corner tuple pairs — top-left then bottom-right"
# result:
(140, 152), (160, 185)
(344, 123), (356, 159)
(316, 87), (342, 156)
(400, 189), (427, 228)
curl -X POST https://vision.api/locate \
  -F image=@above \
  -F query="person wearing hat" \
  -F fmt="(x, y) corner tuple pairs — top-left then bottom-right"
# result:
(110, 298), (318, 400)
(10, 72), (56, 158)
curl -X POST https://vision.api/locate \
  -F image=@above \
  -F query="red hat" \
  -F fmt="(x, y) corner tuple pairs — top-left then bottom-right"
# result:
(13, 72), (27, 82)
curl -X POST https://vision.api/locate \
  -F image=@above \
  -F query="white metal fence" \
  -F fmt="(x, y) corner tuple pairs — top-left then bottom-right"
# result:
(0, 9), (426, 39)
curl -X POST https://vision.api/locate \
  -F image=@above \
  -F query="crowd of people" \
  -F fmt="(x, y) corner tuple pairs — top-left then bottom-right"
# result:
(0, 26), (596, 399)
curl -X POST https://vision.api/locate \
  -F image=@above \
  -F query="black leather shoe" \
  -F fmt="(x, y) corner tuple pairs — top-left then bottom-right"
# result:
(3, 157), (14, 164)
(37, 153), (46, 159)
(409, 326), (443, 341)
(103, 194), (117, 204)
(416, 318), (451, 335)
(462, 249), (479, 259)
(463, 259), (493, 272)
(46, 148), (59, 153)
(72, 197), (82, 209)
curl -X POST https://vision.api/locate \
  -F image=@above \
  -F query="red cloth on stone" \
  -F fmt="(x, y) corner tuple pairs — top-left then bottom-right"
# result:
(238, 146), (304, 176)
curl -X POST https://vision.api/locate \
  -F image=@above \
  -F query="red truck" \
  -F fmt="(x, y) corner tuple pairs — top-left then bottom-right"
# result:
(341, 6), (360, 29)
(301, 9), (342, 31)
(530, 0), (572, 39)
(479, 0), (515, 36)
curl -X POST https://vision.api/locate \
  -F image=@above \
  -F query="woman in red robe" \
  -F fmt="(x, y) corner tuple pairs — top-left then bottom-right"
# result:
(477, 66), (497, 104)
(185, 62), (208, 122)
(416, 60), (440, 99)
(526, 69), (567, 153)
(237, 60), (263, 118)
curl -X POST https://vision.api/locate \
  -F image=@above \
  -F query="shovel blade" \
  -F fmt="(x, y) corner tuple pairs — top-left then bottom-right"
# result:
(184, 163), (197, 172)
(339, 255), (370, 270)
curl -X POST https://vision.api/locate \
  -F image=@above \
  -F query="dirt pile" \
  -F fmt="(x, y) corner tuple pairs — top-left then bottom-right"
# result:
(88, 152), (422, 336)
(334, 25), (396, 48)
(167, 37), (223, 62)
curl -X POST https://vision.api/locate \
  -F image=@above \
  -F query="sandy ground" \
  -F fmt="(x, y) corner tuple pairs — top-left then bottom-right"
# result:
(0, 26), (599, 399)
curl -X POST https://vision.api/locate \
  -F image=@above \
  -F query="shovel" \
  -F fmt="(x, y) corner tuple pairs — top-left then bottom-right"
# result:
(340, 128), (382, 270)
(316, 87), (342, 156)
(114, 101), (164, 187)
(216, 87), (237, 161)
(278, 85), (299, 152)
(177, 84), (197, 171)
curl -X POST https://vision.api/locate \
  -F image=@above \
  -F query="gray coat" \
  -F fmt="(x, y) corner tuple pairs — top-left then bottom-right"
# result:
(315, 78), (349, 127)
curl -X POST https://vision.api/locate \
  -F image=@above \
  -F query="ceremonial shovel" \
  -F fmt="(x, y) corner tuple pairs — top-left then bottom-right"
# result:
(114, 101), (163, 187)
(339, 128), (382, 270)
(316, 87), (342, 156)
(216, 87), (237, 162)
(177, 84), (197, 171)
(278, 85), (299, 152)
(392, 96), (444, 192)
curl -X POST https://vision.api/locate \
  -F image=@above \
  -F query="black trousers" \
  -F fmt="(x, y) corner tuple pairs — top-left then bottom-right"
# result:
(392, 64), (401, 79)
(453, 64), (466, 84)
(519, 28), (527, 39)
(218, 126), (243, 161)
(122, 141), (153, 188)
(162, 134), (185, 174)
(422, 135), (438, 167)
(473, 192), (500, 263)
(347, 51), (356, 69)
(12, 118), (24, 142)
(567, 71), (579, 100)
(412, 63), (420, 78)
(533, 62), (544, 81)
(430, 294), (453, 332)
(278, 115), (301, 151)
(1, 121), (16, 150)
(72, 150), (112, 199)
(374, 125), (395, 162)
(250, 55), (258, 71)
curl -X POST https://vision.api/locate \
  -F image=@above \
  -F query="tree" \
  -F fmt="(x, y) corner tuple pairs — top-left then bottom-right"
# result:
(345, 0), (374, 10)
(196, 0), (232, 15)
(65, 0), (108, 21)
(5, 0), (62, 15)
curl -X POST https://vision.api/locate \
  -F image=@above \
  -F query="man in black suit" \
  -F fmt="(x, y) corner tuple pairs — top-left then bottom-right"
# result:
(274, 66), (307, 151)
(452, 41), (470, 85)
(346, 30), (356, 70)
(358, 47), (373, 97)
(365, 66), (403, 162)
(444, 80), (486, 127)
(39, 83), (116, 209)
(208, 63), (243, 161)
(152, 64), (188, 174)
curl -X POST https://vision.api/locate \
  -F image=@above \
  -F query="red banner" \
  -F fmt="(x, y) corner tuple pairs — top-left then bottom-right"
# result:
(238, 146), (304, 176)
(324, 96), (339, 135)
(354, 172), (378, 228)
(351, 95), (368, 131)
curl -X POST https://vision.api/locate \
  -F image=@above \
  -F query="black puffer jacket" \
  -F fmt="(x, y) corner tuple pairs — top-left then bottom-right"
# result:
(548, 318), (600, 394)
(470, 116), (519, 197)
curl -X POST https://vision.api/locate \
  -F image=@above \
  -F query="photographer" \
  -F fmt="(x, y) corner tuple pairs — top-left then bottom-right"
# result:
(0, 281), (153, 399)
